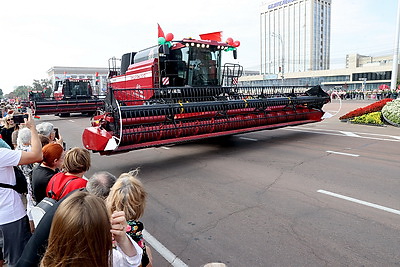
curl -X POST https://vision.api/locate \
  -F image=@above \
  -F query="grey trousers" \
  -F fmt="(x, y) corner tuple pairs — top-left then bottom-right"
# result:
(0, 216), (31, 266)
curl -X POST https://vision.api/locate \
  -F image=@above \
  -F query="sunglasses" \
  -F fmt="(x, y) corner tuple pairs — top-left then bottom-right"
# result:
(7, 119), (13, 121)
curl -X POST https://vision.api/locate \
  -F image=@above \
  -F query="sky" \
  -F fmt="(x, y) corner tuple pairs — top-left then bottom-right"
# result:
(0, 0), (398, 94)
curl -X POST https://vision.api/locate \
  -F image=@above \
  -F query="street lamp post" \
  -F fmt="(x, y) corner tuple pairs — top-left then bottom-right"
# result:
(390, 0), (400, 90)
(271, 33), (285, 80)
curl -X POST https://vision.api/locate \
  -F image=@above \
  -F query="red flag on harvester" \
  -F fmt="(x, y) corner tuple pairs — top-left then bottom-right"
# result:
(199, 31), (222, 42)
(158, 23), (165, 38)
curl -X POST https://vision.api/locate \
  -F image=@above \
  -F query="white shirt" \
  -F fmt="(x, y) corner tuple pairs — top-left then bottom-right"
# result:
(0, 148), (26, 225)
(113, 234), (143, 267)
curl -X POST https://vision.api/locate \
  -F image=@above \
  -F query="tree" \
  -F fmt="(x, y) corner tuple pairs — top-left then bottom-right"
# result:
(32, 79), (53, 97)
(0, 88), (3, 99)
(13, 85), (31, 100)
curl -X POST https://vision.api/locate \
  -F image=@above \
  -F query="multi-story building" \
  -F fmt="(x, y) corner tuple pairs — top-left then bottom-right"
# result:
(260, 0), (331, 76)
(47, 66), (109, 95)
(240, 53), (396, 92)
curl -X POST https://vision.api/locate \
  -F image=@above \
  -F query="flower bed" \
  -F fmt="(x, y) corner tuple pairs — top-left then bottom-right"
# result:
(339, 98), (393, 121)
(349, 112), (385, 126)
(381, 99), (400, 127)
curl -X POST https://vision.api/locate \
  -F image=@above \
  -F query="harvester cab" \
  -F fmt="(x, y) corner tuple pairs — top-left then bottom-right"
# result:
(83, 33), (330, 155)
(53, 79), (93, 101)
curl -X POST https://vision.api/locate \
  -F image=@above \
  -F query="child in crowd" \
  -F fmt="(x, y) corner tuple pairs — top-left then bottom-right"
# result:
(40, 191), (143, 267)
(106, 170), (152, 267)
(45, 147), (90, 201)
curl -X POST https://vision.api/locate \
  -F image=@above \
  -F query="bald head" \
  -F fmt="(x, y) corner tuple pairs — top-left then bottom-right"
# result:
(86, 171), (117, 199)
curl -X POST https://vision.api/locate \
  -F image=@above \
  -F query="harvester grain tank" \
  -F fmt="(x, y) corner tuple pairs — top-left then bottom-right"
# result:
(82, 31), (330, 155)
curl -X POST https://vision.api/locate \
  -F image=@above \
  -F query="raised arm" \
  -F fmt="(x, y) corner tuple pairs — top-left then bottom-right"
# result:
(19, 114), (43, 165)
(111, 211), (143, 267)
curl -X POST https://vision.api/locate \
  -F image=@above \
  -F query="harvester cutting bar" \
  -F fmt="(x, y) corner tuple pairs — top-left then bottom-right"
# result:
(33, 98), (104, 115)
(115, 85), (321, 105)
(82, 85), (329, 154)
(117, 107), (322, 147)
(119, 96), (326, 119)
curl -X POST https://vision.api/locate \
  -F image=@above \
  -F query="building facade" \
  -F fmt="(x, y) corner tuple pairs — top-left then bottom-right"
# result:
(240, 53), (397, 92)
(260, 0), (331, 76)
(47, 66), (109, 95)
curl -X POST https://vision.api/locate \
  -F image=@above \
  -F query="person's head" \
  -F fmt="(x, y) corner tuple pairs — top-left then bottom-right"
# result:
(42, 143), (64, 169)
(40, 191), (112, 267)
(62, 147), (91, 174)
(3, 114), (15, 129)
(106, 170), (147, 221)
(17, 127), (31, 147)
(86, 171), (117, 199)
(36, 122), (55, 140)
(39, 134), (51, 147)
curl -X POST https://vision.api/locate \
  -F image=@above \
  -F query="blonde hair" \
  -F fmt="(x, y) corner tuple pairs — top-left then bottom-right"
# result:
(40, 191), (112, 267)
(3, 114), (14, 129)
(106, 170), (147, 221)
(62, 147), (91, 174)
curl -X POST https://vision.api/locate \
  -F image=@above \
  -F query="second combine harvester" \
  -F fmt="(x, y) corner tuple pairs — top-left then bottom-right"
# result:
(82, 31), (330, 155)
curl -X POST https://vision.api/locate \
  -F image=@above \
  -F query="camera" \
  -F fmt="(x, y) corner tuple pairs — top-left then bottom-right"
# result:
(13, 114), (29, 124)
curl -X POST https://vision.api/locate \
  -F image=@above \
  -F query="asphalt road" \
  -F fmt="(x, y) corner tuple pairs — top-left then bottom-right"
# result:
(37, 99), (400, 266)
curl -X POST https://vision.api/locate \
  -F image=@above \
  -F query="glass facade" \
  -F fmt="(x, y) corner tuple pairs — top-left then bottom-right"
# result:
(260, 0), (331, 75)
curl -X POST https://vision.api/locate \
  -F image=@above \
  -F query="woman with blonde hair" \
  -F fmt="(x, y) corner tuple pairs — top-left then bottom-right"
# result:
(107, 170), (151, 266)
(1, 114), (16, 149)
(40, 190), (143, 267)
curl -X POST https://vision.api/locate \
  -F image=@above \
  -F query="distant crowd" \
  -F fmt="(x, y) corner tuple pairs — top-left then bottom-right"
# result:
(326, 89), (399, 100)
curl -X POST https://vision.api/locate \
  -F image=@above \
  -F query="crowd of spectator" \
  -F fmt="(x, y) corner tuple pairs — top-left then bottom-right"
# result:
(0, 105), (152, 267)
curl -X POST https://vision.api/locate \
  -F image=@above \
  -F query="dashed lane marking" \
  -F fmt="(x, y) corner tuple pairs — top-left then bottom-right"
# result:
(318, 190), (400, 216)
(143, 230), (188, 267)
(326, 150), (360, 157)
(239, 137), (258, 142)
(339, 131), (360, 137)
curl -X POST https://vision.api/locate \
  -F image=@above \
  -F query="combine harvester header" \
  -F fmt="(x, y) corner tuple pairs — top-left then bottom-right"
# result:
(82, 28), (330, 155)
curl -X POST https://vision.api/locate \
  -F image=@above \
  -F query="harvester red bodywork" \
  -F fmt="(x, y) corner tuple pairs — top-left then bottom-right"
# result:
(82, 37), (330, 155)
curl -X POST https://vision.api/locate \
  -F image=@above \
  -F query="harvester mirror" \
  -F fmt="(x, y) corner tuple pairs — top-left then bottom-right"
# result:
(159, 44), (170, 55)
(233, 49), (237, 60)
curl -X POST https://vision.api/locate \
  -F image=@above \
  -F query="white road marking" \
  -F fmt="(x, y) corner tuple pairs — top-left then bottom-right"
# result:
(239, 137), (258, 142)
(285, 127), (400, 142)
(318, 190), (400, 216)
(161, 146), (171, 150)
(143, 230), (188, 267)
(69, 120), (75, 122)
(326, 150), (360, 157)
(339, 131), (360, 137)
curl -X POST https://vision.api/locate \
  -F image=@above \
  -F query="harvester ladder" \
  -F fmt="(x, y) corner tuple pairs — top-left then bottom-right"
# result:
(222, 63), (243, 87)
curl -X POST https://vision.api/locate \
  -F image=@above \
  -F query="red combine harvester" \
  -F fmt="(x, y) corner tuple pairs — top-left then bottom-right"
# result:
(82, 33), (330, 155)
(30, 79), (103, 117)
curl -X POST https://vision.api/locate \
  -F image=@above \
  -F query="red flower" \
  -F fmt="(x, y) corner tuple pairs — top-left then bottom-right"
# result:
(339, 98), (393, 120)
